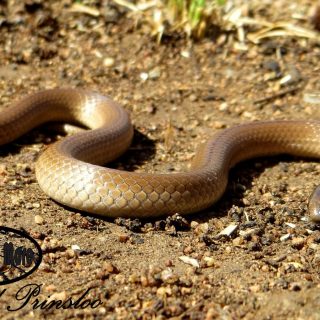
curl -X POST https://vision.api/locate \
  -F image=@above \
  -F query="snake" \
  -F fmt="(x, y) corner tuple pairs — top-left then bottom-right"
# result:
(1, 88), (320, 221)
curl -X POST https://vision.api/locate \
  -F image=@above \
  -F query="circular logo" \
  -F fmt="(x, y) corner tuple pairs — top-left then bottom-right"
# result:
(0, 227), (42, 285)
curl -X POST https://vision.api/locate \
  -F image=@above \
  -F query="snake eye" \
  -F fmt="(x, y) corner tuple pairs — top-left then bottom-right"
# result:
(308, 186), (320, 223)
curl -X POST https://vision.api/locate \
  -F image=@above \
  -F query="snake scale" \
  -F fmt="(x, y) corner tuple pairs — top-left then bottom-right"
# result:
(1, 88), (320, 221)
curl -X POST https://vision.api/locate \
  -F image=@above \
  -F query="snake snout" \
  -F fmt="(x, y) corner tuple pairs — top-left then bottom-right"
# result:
(308, 185), (320, 222)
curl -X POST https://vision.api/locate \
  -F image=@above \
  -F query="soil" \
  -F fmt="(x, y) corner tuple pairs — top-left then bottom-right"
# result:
(0, 0), (320, 319)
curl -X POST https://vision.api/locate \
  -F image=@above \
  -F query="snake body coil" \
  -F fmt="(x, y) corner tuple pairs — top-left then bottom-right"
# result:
(1, 88), (320, 220)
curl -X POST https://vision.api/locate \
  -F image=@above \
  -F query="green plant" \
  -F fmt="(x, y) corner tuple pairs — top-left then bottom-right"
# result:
(166, 0), (225, 38)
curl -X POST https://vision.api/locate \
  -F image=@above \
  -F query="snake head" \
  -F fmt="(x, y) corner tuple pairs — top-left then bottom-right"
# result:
(308, 185), (320, 223)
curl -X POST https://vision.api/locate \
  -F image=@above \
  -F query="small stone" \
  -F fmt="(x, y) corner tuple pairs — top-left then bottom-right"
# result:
(279, 65), (301, 86)
(59, 48), (70, 60)
(71, 244), (81, 251)
(183, 246), (193, 254)
(291, 237), (305, 250)
(44, 284), (56, 292)
(280, 233), (291, 242)
(219, 102), (228, 111)
(190, 221), (199, 229)
(140, 274), (149, 287)
(249, 284), (261, 292)
(98, 307), (106, 315)
(180, 50), (190, 58)
(65, 249), (75, 259)
(157, 286), (172, 297)
(103, 262), (118, 274)
(140, 72), (148, 81)
(114, 274), (125, 284)
(145, 105), (156, 114)
(0, 164), (7, 175)
(205, 307), (220, 320)
(119, 234), (129, 243)
(161, 268), (173, 281)
(213, 121), (226, 129)
(48, 291), (67, 301)
(219, 224), (238, 236)
(103, 57), (115, 67)
(289, 282), (302, 291)
(203, 256), (215, 267)
(25, 203), (33, 209)
(194, 223), (209, 235)
(21, 49), (32, 63)
(165, 260), (173, 267)
(232, 237), (244, 246)
(148, 67), (161, 79)
(225, 246), (232, 254)
(179, 256), (200, 268)
(128, 273), (140, 283)
(33, 202), (41, 208)
(34, 215), (44, 225)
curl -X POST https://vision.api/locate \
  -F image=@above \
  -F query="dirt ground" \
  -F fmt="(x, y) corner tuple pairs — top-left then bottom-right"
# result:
(1, 0), (320, 319)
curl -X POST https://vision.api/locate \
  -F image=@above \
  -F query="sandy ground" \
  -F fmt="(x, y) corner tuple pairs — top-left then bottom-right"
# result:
(0, 0), (320, 319)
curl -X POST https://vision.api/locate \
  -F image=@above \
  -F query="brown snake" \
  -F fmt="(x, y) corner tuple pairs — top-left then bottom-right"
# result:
(1, 88), (320, 221)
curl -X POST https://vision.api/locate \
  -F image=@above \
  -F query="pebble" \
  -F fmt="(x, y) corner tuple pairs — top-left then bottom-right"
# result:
(180, 50), (190, 58)
(289, 282), (302, 291)
(140, 72), (148, 81)
(25, 202), (33, 209)
(279, 65), (301, 86)
(239, 228), (259, 238)
(148, 67), (161, 79)
(161, 269), (174, 281)
(44, 284), (56, 292)
(190, 221), (199, 229)
(189, 94), (197, 102)
(203, 256), (215, 267)
(34, 215), (44, 224)
(48, 291), (67, 301)
(128, 273), (140, 283)
(219, 102), (228, 111)
(280, 233), (291, 242)
(303, 91), (320, 104)
(179, 256), (200, 268)
(103, 262), (118, 274)
(32, 202), (40, 208)
(65, 249), (75, 259)
(291, 237), (305, 250)
(0, 164), (7, 175)
(183, 246), (193, 254)
(213, 121), (226, 129)
(114, 274), (125, 284)
(181, 287), (192, 295)
(157, 286), (172, 297)
(218, 224), (238, 236)
(71, 244), (81, 251)
(194, 223), (209, 235)
(118, 234), (130, 243)
(103, 57), (115, 67)
(165, 260), (173, 267)
(225, 246), (232, 254)
(232, 237), (244, 246)
(249, 284), (261, 293)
